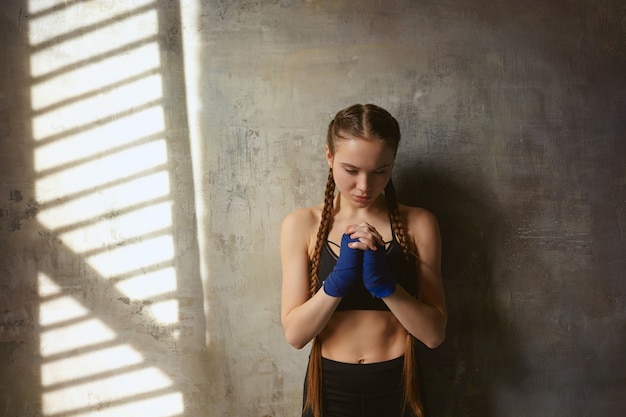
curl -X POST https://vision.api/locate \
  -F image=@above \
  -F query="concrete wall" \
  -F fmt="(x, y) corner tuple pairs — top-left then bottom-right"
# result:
(1, 1), (624, 417)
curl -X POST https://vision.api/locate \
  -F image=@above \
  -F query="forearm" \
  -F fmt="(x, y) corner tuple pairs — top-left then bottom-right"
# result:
(382, 286), (447, 349)
(282, 289), (341, 349)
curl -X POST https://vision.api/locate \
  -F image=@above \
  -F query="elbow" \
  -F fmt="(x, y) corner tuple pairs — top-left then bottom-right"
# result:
(424, 330), (446, 349)
(281, 314), (310, 349)
(423, 319), (447, 349)
(281, 316), (314, 350)
(285, 334), (309, 350)
(283, 326), (310, 350)
(287, 339), (308, 350)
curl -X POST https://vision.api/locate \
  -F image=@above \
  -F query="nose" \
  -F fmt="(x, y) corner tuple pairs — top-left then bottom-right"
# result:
(356, 173), (370, 193)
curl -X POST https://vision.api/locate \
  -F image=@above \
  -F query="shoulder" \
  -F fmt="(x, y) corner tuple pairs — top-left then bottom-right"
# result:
(282, 205), (321, 233)
(398, 204), (438, 226)
(281, 205), (323, 251)
(398, 204), (440, 244)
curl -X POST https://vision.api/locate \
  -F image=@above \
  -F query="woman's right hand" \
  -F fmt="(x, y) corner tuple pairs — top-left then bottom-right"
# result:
(322, 234), (363, 297)
(344, 222), (385, 250)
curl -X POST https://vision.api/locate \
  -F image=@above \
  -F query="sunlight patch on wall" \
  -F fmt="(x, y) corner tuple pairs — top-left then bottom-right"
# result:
(41, 344), (144, 386)
(27, 0), (157, 45)
(58, 202), (173, 253)
(29, 9), (159, 78)
(116, 267), (178, 298)
(36, 140), (169, 200)
(30, 42), (161, 113)
(43, 368), (174, 415)
(32, 74), (164, 139)
(87, 235), (175, 277)
(34, 106), (166, 173)
(29, 1), (184, 415)
(37, 171), (171, 230)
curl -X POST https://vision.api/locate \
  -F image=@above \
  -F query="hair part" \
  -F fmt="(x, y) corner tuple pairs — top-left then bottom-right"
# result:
(326, 103), (401, 157)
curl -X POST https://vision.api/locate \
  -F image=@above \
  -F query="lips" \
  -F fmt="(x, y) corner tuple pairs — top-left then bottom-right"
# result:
(353, 195), (371, 203)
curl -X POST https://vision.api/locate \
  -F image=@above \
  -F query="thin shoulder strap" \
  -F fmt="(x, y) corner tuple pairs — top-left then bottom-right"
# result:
(327, 239), (340, 248)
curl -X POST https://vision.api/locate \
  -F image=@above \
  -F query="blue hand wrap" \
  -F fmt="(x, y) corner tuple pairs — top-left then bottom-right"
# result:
(323, 234), (362, 298)
(363, 244), (396, 298)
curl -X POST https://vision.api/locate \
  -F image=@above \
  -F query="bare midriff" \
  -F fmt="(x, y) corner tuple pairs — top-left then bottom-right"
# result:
(318, 310), (407, 364)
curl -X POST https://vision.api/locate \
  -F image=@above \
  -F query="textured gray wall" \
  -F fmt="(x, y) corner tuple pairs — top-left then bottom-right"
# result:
(1, 1), (625, 417)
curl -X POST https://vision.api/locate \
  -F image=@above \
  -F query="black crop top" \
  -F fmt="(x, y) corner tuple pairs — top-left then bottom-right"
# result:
(317, 234), (418, 311)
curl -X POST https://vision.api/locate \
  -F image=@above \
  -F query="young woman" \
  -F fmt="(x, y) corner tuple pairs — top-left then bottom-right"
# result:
(280, 104), (447, 417)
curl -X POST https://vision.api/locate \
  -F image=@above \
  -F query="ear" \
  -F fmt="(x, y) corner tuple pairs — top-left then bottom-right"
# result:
(325, 144), (333, 168)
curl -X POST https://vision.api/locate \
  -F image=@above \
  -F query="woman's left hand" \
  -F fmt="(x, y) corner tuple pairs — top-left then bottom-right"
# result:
(345, 222), (384, 251)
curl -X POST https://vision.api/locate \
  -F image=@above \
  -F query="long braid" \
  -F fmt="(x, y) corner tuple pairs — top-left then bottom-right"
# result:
(309, 169), (336, 294)
(304, 168), (335, 417)
(385, 179), (419, 266)
(385, 179), (425, 417)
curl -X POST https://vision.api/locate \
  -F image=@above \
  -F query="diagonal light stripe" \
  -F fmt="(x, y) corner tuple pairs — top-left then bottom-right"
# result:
(42, 344), (144, 386)
(58, 202), (173, 253)
(39, 318), (117, 357)
(42, 367), (174, 415)
(28, 0), (157, 45)
(87, 235), (175, 277)
(32, 74), (163, 141)
(35, 140), (168, 200)
(37, 171), (171, 229)
(115, 267), (178, 299)
(34, 105), (166, 172)
(30, 9), (159, 78)
(30, 42), (161, 112)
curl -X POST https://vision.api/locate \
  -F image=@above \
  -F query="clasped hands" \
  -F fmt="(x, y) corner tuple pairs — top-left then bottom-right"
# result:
(323, 223), (396, 299)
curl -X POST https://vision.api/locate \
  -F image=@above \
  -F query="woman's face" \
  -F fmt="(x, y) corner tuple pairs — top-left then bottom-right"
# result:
(326, 136), (395, 208)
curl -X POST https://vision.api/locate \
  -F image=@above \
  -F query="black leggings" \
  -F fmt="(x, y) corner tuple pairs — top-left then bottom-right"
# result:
(302, 356), (414, 417)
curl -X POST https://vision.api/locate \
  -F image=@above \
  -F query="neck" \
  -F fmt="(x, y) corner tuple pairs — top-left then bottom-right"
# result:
(334, 193), (387, 220)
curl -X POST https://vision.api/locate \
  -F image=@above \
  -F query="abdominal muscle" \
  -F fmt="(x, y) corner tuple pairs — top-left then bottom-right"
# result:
(318, 310), (407, 364)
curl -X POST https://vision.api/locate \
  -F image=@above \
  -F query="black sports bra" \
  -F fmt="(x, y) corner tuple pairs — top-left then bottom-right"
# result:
(316, 233), (418, 311)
